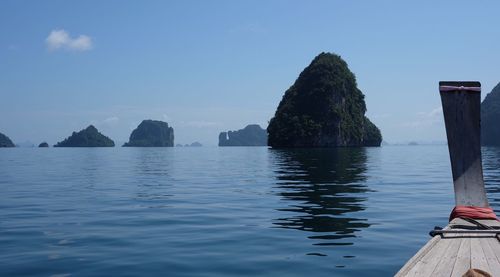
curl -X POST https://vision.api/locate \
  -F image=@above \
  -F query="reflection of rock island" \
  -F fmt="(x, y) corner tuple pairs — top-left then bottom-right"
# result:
(54, 125), (115, 147)
(218, 124), (267, 146)
(268, 52), (382, 147)
(271, 148), (370, 245)
(0, 132), (15, 147)
(123, 120), (174, 147)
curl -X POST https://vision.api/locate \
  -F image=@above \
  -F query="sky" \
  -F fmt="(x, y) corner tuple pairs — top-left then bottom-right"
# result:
(1, 1), (499, 146)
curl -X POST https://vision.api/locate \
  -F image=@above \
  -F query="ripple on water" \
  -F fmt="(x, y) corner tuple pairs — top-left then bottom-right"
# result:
(0, 146), (498, 276)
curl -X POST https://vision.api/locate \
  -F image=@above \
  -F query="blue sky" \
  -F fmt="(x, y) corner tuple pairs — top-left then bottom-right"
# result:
(1, 1), (499, 146)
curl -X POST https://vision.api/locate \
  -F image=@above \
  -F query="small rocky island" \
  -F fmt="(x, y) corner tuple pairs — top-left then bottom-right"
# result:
(38, 142), (49, 147)
(482, 82), (500, 146)
(218, 124), (267, 146)
(123, 120), (174, 147)
(0, 132), (15, 147)
(267, 52), (382, 147)
(177, 142), (202, 147)
(54, 125), (115, 147)
(188, 142), (202, 147)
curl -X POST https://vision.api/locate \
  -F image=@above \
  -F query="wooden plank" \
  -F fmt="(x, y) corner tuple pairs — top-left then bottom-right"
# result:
(479, 238), (500, 276)
(431, 236), (462, 276)
(477, 219), (500, 228)
(452, 218), (500, 228)
(451, 238), (471, 277)
(395, 236), (442, 276)
(470, 237), (491, 273)
(404, 237), (452, 277)
(484, 237), (500, 264)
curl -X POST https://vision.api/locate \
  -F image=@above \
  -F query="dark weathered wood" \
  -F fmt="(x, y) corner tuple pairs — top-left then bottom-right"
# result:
(439, 81), (488, 207)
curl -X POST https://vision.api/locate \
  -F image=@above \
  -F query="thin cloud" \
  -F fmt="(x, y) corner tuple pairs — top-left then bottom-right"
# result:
(90, 116), (119, 128)
(103, 116), (119, 124)
(45, 29), (93, 51)
(403, 107), (443, 128)
(417, 107), (442, 118)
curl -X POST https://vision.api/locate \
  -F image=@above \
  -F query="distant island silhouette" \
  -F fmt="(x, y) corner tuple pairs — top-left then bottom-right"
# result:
(0, 132), (15, 147)
(54, 125), (115, 147)
(188, 142), (202, 147)
(38, 142), (49, 148)
(123, 120), (174, 147)
(176, 142), (203, 147)
(219, 124), (267, 146)
(267, 52), (382, 148)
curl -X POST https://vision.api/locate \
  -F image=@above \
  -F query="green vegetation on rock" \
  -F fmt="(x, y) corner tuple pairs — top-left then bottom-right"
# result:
(54, 125), (115, 147)
(482, 82), (500, 146)
(219, 124), (267, 146)
(123, 120), (174, 147)
(267, 52), (382, 147)
(0, 132), (15, 147)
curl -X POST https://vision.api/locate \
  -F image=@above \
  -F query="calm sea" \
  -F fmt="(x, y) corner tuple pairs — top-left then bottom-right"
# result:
(1, 146), (500, 276)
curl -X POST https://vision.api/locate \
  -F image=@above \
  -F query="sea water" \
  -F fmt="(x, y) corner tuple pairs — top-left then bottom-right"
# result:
(1, 146), (499, 276)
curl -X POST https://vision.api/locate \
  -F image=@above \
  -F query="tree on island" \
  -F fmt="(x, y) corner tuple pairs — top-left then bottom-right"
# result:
(267, 52), (382, 148)
(54, 125), (115, 147)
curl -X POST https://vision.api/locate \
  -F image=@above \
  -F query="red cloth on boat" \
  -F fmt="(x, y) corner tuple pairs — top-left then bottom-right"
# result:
(449, 206), (498, 222)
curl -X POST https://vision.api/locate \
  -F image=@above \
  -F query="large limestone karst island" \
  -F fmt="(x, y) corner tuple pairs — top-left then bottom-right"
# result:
(267, 52), (382, 148)
(219, 124), (267, 146)
(54, 125), (115, 147)
(0, 132), (15, 147)
(482, 82), (500, 146)
(123, 120), (174, 147)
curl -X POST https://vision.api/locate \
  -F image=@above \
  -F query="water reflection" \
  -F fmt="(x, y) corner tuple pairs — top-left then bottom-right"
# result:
(270, 148), (371, 245)
(482, 147), (500, 211)
(130, 149), (174, 207)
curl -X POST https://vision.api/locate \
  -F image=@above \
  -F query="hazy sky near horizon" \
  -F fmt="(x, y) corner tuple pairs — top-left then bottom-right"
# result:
(1, 1), (499, 146)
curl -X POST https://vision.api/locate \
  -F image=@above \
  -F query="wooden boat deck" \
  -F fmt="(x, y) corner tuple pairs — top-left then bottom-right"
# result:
(396, 218), (500, 277)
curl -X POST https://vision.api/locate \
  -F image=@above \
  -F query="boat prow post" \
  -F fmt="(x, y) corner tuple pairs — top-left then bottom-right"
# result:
(396, 81), (500, 277)
(439, 81), (488, 208)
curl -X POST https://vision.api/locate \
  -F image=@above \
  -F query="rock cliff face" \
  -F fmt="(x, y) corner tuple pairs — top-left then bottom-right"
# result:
(267, 52), (382, 148)
(123, 120), (174, 147)
(0, 132), (15, 147)
(54, 125), (115, 147)
(219, 124), (267, 146)
(482, 82), (500, 146)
